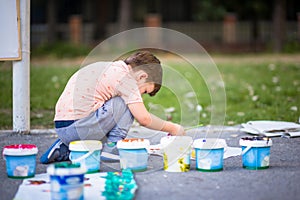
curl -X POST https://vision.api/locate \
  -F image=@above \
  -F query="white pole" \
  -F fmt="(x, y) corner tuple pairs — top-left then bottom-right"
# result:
(12, 0), (30, 133)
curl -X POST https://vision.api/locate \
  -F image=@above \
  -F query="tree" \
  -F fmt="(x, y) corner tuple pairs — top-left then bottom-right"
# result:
(119, 0), (131, 32)
(273, 0), (286, 52)
(47, 0), (57, 43)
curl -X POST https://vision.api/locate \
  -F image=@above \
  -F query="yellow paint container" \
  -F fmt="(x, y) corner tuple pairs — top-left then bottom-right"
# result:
(160, 136), (193, 172)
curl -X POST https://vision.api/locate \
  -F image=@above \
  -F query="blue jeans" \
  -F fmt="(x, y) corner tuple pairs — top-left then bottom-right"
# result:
(55, 97), (134, 145)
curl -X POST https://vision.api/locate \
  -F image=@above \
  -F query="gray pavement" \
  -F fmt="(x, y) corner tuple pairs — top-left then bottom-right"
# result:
(1, 126), (300, 200)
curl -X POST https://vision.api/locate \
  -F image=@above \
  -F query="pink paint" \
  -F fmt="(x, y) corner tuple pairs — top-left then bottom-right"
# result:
(4, 144), (36, 149)
(3, 144), (38, 178)
(3, 144), (38, 156)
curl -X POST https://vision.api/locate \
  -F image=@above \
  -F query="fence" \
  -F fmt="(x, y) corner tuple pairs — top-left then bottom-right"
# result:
(31, 20), (298, 52)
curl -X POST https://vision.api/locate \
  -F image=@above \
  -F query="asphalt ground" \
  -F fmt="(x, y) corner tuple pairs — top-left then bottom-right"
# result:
(1, 126), (300, 200)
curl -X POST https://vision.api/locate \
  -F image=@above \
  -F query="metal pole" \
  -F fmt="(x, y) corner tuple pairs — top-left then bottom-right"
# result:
(12, 0), (30, 133)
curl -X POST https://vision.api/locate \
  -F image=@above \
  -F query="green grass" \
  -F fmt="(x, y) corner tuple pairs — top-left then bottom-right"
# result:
(32, 42), (91, 58)
(144, 59), (300, 126)
(29, 66), (78, 128)
(220, 62), (299, 125)
(0, 63), (78, 129)
(0, 55), (299, 129)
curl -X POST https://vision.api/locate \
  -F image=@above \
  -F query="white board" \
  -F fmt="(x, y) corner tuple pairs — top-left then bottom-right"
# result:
(0, 0), (21, 60)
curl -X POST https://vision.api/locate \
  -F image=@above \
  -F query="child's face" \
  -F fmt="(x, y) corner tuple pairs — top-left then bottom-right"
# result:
(138, 82), (155, 95)
(133, 69), (155, 95)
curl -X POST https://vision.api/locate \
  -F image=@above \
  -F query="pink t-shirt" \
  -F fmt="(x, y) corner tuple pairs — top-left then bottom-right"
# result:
(54, 61), (143, 120)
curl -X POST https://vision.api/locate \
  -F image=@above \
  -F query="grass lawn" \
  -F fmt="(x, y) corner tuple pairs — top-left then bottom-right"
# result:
(0, 54), (299, 129)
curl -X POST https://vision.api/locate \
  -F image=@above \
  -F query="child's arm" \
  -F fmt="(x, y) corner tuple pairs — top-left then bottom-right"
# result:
(128, 102), (185, 135)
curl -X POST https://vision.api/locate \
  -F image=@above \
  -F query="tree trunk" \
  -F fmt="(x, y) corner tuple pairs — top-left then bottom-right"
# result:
(251, 14), (259, 52)
(273, 0), (286, 53)
(47, 0), (56, 43)
(119, 0), (131, 32)
(94, 0), (109, 40)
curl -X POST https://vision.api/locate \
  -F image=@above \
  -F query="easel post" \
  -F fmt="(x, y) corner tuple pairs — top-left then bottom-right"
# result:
(12, 0), (30, 133)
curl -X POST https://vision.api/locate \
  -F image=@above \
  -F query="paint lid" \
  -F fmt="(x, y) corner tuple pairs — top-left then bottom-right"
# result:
(160, 136), (193, 148)
(239, 137), (272, 147)
(3, 144), (38, 156)
(47, 162), (86, 175)
(193, 138), (226, 149)
(117, 138), (150, 149)
(69, 140), (102, 151)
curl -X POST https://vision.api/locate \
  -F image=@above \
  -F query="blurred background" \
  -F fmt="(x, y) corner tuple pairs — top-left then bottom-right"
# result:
(31, 0), (300, 54)
(1, 0), (299, 130)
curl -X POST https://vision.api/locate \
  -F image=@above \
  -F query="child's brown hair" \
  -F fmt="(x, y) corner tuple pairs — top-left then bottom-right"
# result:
(124, 51), (162, 96)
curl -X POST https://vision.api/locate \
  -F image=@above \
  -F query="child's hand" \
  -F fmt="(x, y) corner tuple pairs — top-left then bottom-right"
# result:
(170, 124), (186, 136)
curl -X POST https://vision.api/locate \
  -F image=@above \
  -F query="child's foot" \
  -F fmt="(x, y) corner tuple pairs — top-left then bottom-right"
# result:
(40, 139), (70, 164)
(101, 142), (120, 162)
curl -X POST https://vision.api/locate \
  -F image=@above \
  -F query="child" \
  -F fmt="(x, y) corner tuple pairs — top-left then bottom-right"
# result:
(40, 51), (185, 164)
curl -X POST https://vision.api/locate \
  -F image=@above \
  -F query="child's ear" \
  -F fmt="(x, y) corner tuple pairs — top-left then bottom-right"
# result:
(137, 70), (148, 80)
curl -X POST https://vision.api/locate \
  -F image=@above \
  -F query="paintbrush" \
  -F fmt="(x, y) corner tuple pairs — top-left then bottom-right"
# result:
(167, 124), (203, 136)
(184, 124), (203, 131)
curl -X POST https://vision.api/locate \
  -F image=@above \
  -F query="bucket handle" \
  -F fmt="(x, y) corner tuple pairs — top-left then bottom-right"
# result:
(70, 150), (95, 163)
(241, 146), (252, 155)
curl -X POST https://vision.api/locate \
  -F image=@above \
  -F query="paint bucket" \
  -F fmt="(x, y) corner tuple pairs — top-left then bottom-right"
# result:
(47, 162), (86, 200)
(240, 137), (272, 170)
(69, 140), (102, 173)
(193, 138), (226, 172)
(117, 138), (150, 172)
(3, 144), (38, 178)
(160, 136), (193, 172)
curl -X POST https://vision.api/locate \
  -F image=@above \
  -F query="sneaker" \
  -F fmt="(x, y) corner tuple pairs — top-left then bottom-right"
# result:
(40, 139), (70, 164)
(101, 142), (120, 162)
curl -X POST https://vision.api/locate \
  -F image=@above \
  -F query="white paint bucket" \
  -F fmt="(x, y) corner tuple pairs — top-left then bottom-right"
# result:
(240, 137), (272, 170)
(193, 138), (226, 172)
(69, 140), (102, 173)
(47, 162), (86, 200)
(117, 138), (150, 172)
(3, 144), (38, 178)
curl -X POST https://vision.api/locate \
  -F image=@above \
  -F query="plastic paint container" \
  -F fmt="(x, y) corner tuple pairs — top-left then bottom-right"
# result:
(193, 138), (226, 172)
(240, 137), (272, 170)
(47, 162), (86, 200)
(69, 140), (102, 173)
(3, 144), (38, 178)
(160, 136), (193, 172)
(117, 138), (150, 172)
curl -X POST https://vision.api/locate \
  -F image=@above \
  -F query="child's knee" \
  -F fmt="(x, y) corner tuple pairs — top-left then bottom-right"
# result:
(111, 97), (127, 112)
(111, 97), (133, 120)
(112, 96), (126, 105)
